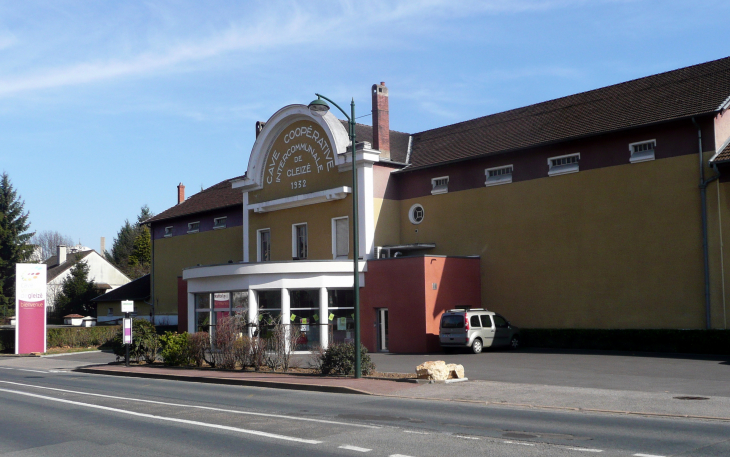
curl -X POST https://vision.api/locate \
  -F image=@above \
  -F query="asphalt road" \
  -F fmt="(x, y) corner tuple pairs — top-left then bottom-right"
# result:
(0, 353), (729, 456)
(368, 349), (730, 397)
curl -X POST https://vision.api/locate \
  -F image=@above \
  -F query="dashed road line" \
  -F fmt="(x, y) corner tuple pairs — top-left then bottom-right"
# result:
(565, 448), (603, 453)
(633, 454), (666, 457)
(0, 386), (322, 444)
(455, 435), (480, 440)
(338, 444), (372, 452)
(402, 430), (429, 435)
(504, 441), (535, 446)
(0, 367), (50, 374)
(389, 454), (414, 457)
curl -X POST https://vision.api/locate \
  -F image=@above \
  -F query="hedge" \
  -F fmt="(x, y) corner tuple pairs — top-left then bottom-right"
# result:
(519, 329), (730, 355)
(0, 326), (120, 353)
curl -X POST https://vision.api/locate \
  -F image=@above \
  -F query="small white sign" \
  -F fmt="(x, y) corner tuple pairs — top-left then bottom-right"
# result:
(121, 300), (134, 313)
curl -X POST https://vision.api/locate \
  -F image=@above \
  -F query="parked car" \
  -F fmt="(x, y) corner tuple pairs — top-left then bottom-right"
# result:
(439, 308), (520, 354)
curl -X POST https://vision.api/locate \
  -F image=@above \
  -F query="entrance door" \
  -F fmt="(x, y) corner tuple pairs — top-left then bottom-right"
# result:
(377, 308), (389, 352)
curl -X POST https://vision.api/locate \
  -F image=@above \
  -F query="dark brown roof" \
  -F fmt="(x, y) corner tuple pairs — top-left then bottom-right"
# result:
(147, 176), (245, 223)
(712, 138), (730, 163)
(44, 250), (94, 282)
(92, 274), (150, 302)
(407, 56), (730, 171)
(339, 120), (411, 163)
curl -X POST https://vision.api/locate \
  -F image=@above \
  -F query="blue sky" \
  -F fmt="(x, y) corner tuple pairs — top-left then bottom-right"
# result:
(2, 0), (730, 254)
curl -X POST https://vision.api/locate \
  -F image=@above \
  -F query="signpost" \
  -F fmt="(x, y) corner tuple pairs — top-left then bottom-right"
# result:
(121, 300), (133, 367)
(15, 264), (47, 354)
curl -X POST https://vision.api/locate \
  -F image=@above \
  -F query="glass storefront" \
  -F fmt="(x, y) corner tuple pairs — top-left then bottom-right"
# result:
(257, 290), (281, 338)
(290, 290), (319, 351)
(328, 289), (355, 344)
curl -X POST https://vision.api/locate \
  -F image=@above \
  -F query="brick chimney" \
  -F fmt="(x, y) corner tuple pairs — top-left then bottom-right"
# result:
(372, 81), (390, 159)
(177, 183), (185, 204)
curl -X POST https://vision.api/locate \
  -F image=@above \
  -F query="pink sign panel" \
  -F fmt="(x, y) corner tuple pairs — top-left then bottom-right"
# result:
(15, 264), (47, 354)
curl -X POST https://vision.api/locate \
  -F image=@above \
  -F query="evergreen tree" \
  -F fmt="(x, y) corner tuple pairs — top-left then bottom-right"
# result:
(129, 226), (151, 267)
(108, 205), (154, 279)
(0, 172), (33, 318)
(55, 261), (98, 318)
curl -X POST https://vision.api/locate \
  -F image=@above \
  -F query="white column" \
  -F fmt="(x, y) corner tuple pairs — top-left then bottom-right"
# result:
(247, 289), (257, 337)
(187, 292), (196, 334)
(319, 287), (328, 349)
(281, 288), (290, 351)
(358, 163), (375, 259)
(243, 192), (250, 263)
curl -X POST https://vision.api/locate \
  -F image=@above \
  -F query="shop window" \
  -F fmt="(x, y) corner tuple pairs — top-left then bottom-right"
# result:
(485, 165), (513, 186)
(213, 217), (227, 229)
(629, 139), (656, 163)
(256, 290), (282, 338)
(164, 226), (173, 237)
(548, 153), (580, 177)
(332, 217), (349, 259)
(292, 223), (308, 260)
(187, 221), (200, 233)
(328, 289), (355, 345)
(290, 290), (320, 351)
(408, 204), (424, 225)
(257, 229), (271, 262)
(431, 176), (449, 195)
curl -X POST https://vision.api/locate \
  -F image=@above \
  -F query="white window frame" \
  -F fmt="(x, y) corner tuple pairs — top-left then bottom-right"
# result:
(331, 216), (349, 259)
(164, 226), (173, 238)
(485, 165), (513, 187)
(629, 139), (656, 163)
(548, 153), (580, 177)
(409, 203), (425, 225)
(431, 176), (449, 195)
(292, 223), (308, 260)
(257, 228), (271, 262)
(187, 221), (200, 233)
(213, 216), (227, 229)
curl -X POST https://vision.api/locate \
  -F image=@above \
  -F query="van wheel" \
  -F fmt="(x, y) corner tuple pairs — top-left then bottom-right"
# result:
(471, 338), (483, 354)
(510, 336), (520, 350)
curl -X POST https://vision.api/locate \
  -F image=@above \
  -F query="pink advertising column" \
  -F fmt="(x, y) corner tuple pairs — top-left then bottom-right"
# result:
(15, 263), (47, 354)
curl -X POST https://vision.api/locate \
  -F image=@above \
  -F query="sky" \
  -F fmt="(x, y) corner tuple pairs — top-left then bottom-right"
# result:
(2, 0), (730, 254)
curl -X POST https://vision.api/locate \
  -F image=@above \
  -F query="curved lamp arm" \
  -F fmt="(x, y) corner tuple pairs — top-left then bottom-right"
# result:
(315, 93), (351, 121)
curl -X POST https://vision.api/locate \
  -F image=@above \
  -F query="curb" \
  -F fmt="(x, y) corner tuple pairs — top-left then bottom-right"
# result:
(74, 367), (373, 396)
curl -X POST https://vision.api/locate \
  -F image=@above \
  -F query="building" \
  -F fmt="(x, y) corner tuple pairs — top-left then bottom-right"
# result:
(92, 274), (151, 324)
(148, 57), (730, 353)
(45, 245), (130, 312)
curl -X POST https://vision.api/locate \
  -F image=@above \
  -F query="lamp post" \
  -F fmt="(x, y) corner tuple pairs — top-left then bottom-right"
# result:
(308, 94), (362, 378)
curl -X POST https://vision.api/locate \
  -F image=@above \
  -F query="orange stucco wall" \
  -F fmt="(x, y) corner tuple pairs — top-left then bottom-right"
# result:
(360, 256), (481, 353)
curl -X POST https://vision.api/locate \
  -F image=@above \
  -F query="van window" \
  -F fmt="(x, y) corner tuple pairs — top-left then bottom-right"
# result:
(493, 315), (509, 328)
(470, 315), (481, 328)
(480, 315), (493, 327)
(441, 315), (464, 328)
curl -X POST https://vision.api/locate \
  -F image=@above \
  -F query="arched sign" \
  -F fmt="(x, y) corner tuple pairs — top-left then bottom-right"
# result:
(250, 119), (346, 203)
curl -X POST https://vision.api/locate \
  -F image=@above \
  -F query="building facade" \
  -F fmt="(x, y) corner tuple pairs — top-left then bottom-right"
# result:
(148, 58), (730, 352)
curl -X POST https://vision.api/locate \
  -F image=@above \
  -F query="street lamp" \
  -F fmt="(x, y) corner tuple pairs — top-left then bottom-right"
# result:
(308, 94), (362, 379)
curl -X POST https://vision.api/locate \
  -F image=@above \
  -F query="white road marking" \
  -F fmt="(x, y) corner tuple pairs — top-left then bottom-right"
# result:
(455, 435), (480, 440)
(402, 430), (429, 434)
(504, 441), (535, 446)
(633, 454), (666, 457)
(0, 380), (379, 429)
(0, 387), (322, 444)
(338, 445), (372, 452)
(0, 367), (50, 374)
(389, 455), (415, 457)
(565, 448), (603, 453)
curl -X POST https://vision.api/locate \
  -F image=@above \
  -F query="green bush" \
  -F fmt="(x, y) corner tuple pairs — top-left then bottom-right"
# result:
(319, 342), (375, 376)
(47, 326), (119, 348)
(160, 332), (193, 366)
(520, 329), (730, 354)
(0, 329), (12, 353)
(111, 318), (160, 363)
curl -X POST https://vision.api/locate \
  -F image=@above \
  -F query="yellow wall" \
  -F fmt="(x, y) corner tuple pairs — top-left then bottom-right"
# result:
(248, 197), (353, 261)
(707, 176), (730, 330)
(397, 154), (713, 329)
(153, 226), (243, 315)
(373, 197), (401, 247)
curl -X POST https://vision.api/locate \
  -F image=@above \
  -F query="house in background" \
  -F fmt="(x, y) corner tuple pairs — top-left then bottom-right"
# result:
(92, 274), (151, 324)
(44, 244), (131, 313)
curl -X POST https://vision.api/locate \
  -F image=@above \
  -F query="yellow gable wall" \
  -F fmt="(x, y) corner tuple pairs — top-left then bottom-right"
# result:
(249, 120), (348, 204)
(396, 153), (714, 329)
(153, 226), (243, 315)
(248, 197), (353, 261)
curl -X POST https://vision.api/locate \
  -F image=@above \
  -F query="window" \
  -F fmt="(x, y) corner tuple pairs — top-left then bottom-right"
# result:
(187, 221), (200, 233)
(493, 314), (509, 329)
(408, 204), (424, 224)
(548, 153), (580, 176)
(332, 217), (349, 259)
(292, 223), (308, 260)
(485, 165), (513, 186)
(213, 217), (227, 229)
(164, 226), (173, 237)
(257, 229), (271, 262)
(431, 176), (449, 195)
(440, 315), (464, 328)
(480, 315), (493, 327)
(470, 315), (481, 328)
(107, 307), (113, 316)
(629, 139), (656, 163)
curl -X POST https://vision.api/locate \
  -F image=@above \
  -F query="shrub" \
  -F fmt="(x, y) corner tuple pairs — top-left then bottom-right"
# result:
(160, 332), (193, 366)
(319, 342), (375, 376)
(188, 332), (210, 367)
(111, 319), (160, 363)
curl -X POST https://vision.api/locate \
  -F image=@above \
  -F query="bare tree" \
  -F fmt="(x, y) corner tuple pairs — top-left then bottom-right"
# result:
(30, 230), (74, 261)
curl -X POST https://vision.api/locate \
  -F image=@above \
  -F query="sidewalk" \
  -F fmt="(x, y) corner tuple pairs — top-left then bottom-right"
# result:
(78, 364), (730, 422)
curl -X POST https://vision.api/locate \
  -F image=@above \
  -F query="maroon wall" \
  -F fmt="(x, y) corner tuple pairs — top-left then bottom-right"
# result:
(177, 276), (187, 333)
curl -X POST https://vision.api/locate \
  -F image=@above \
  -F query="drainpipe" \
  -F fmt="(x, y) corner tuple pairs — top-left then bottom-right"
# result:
(693, 117), (719, 329)
(150, 223), (155, 326)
